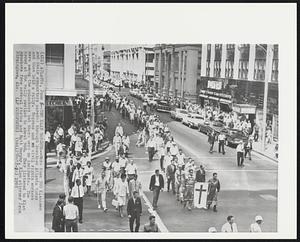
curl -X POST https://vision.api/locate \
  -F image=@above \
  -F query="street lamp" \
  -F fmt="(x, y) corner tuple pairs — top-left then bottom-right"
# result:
(256, 44), (274, 151)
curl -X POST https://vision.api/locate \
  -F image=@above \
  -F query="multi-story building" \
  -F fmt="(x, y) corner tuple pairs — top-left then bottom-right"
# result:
(154, 44), (202, 101)
(154, 44), (279, 139)
(46, 44), (103, 132)
(110, 45), (154, 85)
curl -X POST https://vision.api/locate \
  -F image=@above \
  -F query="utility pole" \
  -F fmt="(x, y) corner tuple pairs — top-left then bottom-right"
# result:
(261, 44), (273, 151)
(180, 51), (185, 109)
(89, 44), (95, 133)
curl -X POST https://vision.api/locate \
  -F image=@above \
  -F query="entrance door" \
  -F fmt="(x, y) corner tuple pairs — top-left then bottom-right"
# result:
(64, 106), (73, 129)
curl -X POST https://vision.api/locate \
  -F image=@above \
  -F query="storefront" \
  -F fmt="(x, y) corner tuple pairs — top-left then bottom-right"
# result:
(232, 103), (257, 126)
(45, 96), (74, 134)
(199, 89), (232, 112)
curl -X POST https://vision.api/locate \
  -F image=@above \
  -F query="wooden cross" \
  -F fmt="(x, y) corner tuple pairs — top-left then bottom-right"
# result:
(195, 184), (207, 205)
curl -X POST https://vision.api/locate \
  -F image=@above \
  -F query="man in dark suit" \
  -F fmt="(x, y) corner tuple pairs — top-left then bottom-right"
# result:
(149, 169), (164, 210)
(127, 191), (142, 232)
(52, 199), (64, 232)
(166, 160), (176, 194)
(195, 165), (206, 182)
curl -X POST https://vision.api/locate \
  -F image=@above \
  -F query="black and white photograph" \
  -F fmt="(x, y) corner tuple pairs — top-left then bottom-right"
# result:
(5, 3), (297, 239)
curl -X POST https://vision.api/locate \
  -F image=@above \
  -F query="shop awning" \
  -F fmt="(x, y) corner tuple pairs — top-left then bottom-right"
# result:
(219, 98), (232, 104)
(232, 104), (256, 114)
(199, 94), (208, 98)
(208, 96), (219, 101)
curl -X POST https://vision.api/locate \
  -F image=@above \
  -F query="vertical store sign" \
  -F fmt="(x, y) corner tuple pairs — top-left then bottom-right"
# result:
(14, 45), (45, 232)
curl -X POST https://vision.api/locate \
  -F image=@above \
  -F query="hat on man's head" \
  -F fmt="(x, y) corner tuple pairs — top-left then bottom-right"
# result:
(105, 157), (109, 160)
(255, 215), (263, 222)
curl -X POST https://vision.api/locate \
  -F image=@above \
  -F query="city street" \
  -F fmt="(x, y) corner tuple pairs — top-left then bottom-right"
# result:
(45, 87), (277, 232)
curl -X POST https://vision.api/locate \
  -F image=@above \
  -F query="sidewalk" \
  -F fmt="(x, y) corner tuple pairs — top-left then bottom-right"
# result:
(251, 139), (278, 162)
(46, 140), (110, 167)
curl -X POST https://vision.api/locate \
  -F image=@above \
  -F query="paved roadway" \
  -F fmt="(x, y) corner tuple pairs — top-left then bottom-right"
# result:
(45, 87), (277, 232)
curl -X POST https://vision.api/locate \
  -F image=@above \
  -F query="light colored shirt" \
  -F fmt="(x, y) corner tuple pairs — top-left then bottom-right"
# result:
(221, 222), (238, 232)
(170, 145), (179, 156)
(57, 127), (64, 136)
(119, 157), (127, 168)
(147, 139), (156, 148)
(154, 175), (160, 186)
(218, 134), (226, 141)
(116, 180), (129, 196)
(177, 153), (185, 165)
(236, 144), (244, 153)
(126, 163), (137, 175)
(63, 203), (79, 220)
(71, 184), (84, 198)
(96, 176), (108, 191)
(112, 162), (121, 173)
(250, 223), (262, 232)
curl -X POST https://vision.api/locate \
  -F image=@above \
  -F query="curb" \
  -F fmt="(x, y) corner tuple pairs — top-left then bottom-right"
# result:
(252, 149), (278, 163)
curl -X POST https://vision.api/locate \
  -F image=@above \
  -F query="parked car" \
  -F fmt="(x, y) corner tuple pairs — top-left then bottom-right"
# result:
(220, 128), (249, 147)
(143, 93), (155, 103)
(170, 108), (189, 121)
(129, 89), (139, 97)
(156, 100), (171, 113)
(182, 113), (204, 128)
(198, 119), (212, 134)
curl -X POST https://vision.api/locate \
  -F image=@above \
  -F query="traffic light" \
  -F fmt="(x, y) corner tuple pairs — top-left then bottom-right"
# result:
(87, 98), (92, 117)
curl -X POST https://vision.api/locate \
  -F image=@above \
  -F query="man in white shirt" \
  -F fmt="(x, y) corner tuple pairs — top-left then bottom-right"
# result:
(80, 151), (90, 169)
(177, 149), (185, 166)
(71, 179), (85, 223)
(250, 215), (263, 232)
(115, 123), (124, 137)
(96, 172), (109, 212)
(113, 133), (122, 156)
(218, 132), (226, 155)
(119, 154), (128, 174)
(126, 159), (137, 181)
(170, 142), (179, 158)
(45, 131), (51, 153)
(236, 141), (245, 167)
(221, 215), (238, 232)
(115, 174), (129, 217)
(63, 196), (79, 232)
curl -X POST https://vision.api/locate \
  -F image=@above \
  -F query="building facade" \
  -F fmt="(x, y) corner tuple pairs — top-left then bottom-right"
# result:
(154, 44), (279, 139)
(110, 45), (154, 85)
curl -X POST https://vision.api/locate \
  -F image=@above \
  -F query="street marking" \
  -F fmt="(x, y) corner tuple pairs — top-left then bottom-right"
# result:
(260, 194), (277, 201)
(140, 191), (169, 232)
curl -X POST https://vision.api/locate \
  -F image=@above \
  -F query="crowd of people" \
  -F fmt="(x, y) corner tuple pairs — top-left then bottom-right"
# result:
(50, 87), (268, 233)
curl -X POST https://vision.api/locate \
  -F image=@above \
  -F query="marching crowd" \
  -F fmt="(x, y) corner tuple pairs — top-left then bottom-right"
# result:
(50, 89), (266, 233)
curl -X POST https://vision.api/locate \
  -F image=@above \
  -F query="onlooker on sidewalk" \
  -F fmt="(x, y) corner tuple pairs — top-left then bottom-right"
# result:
(218, 132), (226, 155)
(208, 131), (216, 154)
(221, 215), (238, 232)
(144, 215), (159, 232)
(250, 215), (263, 232)
(63, 196), (79, 232)
(71, 179), (84, 223)
(52, 199), (64, 232)
(236, 141), (245, 167)
(127, 191), (142, 232)
(244, 136), (253, 161)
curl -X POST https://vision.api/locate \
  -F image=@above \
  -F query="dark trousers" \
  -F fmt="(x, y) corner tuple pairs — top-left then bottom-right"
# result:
(209, 142), (214, 152)
(129, 213), (140, 232)
(167, 177), (175, 194)
(245, 149), (252, 160)
(237, 152), (244, 166)
(218, 141), (225, 154)
(160, 155), (165, 171)
(148, 147), (155, 161)
(152, 186), (161, 208)
(65, 219), (78, 232)
(74, 197), (83, 222)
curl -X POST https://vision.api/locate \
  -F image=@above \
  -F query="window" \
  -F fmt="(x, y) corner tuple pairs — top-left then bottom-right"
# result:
(225, 60), (234, 78)
(46, 44), (64, 64)
(206, 60), (210, 76)
(146, 53), (154, 63)
(214, 60), (221, 77)
(174, 52), (179, 72)
(197, 50), (201, 70)
(272, 45), (279, 82)
(238, 60), (248, 79)
(254, 44), (267, 80)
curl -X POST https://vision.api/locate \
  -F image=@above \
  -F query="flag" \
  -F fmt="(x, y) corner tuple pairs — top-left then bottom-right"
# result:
(194, 182), (208, 208)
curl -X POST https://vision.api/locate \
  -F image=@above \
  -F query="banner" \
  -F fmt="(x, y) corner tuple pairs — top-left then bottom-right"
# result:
(194, 182), (208, 208)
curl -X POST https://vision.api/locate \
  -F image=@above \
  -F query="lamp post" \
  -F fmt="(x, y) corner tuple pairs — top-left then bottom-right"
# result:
(89, 44), (95, 133)
(257, 44), (273, 151)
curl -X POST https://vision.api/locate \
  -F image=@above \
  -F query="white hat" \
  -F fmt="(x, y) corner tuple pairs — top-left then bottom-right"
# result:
(208, 227), (217, 233)
(255, 215), (263, 221)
